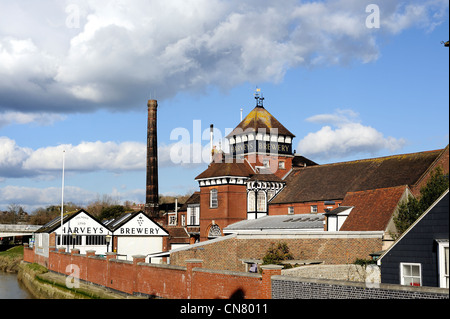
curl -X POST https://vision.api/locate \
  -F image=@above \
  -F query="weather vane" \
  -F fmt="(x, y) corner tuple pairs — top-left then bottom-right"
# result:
(254, 87), (264, 107)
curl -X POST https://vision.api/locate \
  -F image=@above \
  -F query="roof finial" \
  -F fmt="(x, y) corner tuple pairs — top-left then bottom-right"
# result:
(254, 87), (264, 107)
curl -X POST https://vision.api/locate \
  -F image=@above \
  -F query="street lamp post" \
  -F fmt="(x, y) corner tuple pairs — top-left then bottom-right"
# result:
(71, 233), (76, 250)
(105, 234), (112, 253)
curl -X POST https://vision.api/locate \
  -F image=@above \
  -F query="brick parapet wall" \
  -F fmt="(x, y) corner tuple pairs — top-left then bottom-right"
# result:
(271, 275), (449, 299)
(170, 232), (384, 272)
(24, 246), (274, 299)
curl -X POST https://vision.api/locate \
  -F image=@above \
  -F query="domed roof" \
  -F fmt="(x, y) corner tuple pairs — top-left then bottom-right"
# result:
(227, 105), (295, 139)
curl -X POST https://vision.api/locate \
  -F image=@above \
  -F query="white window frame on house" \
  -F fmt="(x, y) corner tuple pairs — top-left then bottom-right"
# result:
(247, 191), (256, 212)
(210, 189), (218, 208)
(438, 241), (449, 288)
(278, 161), (285, 169)
(187, 205), (200, 226)
(257, 191), (267, 212)
(168, 213), (177, 226)
(181, 215), (186, 227)
(400, 262), (422, 286)
(311, 205), (318, 213)
(288, 206), (294, 215)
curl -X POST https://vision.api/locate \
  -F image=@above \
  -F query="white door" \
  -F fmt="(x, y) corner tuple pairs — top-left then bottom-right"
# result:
(117, 236), (162, 261)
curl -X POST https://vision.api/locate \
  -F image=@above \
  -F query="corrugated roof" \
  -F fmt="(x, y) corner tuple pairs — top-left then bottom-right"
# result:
(224, 214), (324, 231)
(270, 149), (444, 204)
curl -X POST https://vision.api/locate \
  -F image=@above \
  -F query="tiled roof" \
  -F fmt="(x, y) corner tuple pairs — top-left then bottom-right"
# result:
(339, 186), (408, 231)
(227, 105), (295, 138)
(270, 149), (443, 204)
(195, 161), (255, 180)
(180, 192), (200, 211)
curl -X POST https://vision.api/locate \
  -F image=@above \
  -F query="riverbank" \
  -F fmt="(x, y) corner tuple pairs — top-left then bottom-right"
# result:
(17, 261), (146, 299)
(1, 246), (144, 299)
(0, 245), (23, 273)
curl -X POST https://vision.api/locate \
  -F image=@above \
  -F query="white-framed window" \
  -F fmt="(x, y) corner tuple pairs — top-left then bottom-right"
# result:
(288, 206), (294, 215)
(263, 159), (270, 168)
(210, 189), (218, 208)
(400, 263), (422, 286)
(311, 205), (318, 213)
(247, 191), (256, 212)
(278, 161), (285, 169)
(257, 191), (267, 212)
(187, 205), (200, 226)
(168, 213), (177, 226)
(438, 241), (449, 288)
(181, 215), (186, 227)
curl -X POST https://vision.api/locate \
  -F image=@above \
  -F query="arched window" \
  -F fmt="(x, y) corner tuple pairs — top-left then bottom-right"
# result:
(257, 191), (267, 212)
(208, 224), (222, 238)
(210, 189), (218, 208)
(247, 191), (256, 212)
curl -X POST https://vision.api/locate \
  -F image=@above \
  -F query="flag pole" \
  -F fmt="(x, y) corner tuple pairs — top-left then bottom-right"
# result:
(60, 150), (65, 248)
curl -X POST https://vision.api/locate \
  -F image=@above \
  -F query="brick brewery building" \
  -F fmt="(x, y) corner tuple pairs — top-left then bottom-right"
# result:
(181, 89), (449, 243)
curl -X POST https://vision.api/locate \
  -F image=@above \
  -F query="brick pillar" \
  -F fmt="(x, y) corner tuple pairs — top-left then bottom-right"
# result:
(186, 259), (203, 299)
(71, 248), (80, 255)
(86, 250), (96, 257)
(105, 252), (116, 289)
(260, 265), (283, 299)
(132, 255), (146, 295)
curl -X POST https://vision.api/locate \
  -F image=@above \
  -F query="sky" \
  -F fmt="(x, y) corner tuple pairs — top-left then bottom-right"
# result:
(0, 0), (448, 212)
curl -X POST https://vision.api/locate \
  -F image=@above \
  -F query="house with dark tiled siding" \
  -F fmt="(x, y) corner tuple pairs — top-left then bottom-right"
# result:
(377, 189), (449, 288)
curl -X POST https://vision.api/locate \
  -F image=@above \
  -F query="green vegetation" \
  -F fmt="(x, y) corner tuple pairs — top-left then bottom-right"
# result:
(0, 245), (24, 272)
(262, 242), (294, 266)
(393, 167), (449, 239)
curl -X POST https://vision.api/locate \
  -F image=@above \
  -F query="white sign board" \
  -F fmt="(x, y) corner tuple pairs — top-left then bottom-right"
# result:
(113, 213), (168, 236)
(54, 211), (109, 235)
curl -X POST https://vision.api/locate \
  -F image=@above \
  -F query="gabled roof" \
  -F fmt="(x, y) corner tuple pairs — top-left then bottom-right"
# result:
(226, 105), (295, 138)
(106, 211), (168, 235)
(36, 209), (103, 233)
(270, 149), (444, 204)
(377, 189), (449, 265)
(180, 192), (200, 211)
(338, 186), (409, 231)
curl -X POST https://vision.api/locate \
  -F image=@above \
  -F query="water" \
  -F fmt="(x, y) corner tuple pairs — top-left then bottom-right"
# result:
(0, 271), (34, 299)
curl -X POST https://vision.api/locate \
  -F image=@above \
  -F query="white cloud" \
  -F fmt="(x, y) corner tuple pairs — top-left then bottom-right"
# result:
(0, 0), (447, 113)
(0, 136), (215, 179)
(297, 109), (406, 160)
(0, 184), (145, 212)
(0, 111), (66, 128)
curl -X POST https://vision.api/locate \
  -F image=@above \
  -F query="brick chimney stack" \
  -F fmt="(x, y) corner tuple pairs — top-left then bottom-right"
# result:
(146, 99), (159, 217)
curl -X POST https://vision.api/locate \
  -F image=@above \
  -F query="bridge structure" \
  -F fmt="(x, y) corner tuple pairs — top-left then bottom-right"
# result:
(0, 224), (42, 238)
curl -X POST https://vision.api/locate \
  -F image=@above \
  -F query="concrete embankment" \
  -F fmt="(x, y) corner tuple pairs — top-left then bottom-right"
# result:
(17, 261), (145, 299)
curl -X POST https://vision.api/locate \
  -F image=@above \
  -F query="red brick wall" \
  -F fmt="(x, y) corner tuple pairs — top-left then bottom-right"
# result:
(199, 184), (247, 241)
(170, 235), (383, 272)
(269, 201), (342, 215)
(411, 146), (449, 197)
(23, 246), (276, 299)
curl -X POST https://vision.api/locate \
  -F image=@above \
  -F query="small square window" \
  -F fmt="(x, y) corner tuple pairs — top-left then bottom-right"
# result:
(401, 263), (422, 286)
(278, 161), (285, 169)
(311, 205), (318, 213)
(288, 206), (294, 215)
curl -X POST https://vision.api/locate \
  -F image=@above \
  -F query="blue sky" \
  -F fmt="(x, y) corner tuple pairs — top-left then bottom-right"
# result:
(0, 0), (448, 212)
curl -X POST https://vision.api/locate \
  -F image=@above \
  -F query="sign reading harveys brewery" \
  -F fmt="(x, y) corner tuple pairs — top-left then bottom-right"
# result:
(55, 211), (109, 235)
(114, 213), (168, 237)
(230, 141), (292, 156)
